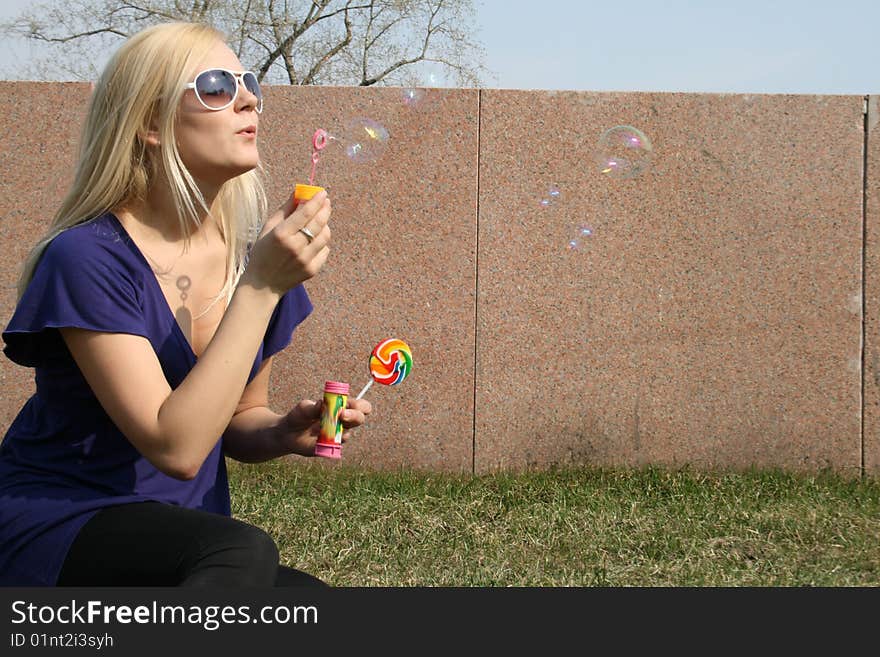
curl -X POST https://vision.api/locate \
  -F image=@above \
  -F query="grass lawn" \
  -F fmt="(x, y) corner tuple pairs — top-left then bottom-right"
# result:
(228, 458), (880, 587)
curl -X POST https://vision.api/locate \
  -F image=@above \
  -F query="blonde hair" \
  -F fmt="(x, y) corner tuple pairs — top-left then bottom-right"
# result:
(16, 21), (266, 305)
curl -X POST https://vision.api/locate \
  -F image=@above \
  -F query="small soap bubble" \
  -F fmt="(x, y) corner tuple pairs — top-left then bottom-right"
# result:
(401, 86), (439, 110)
(400, 61), (450, 110)
(567, 224), (594, 251)
(401, 88), (427, 106)
(595, 125), (653, 179)
(538, 183), (562, 208)
(329, 117), (389, 164)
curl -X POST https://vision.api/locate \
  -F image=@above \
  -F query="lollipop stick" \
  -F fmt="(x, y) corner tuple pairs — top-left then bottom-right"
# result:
(355, 379), (373, 401)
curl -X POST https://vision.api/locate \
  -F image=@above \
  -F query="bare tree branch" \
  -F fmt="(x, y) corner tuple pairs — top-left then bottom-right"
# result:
(302, 4), (353, 84)
(25, 27), (129, 44)
(0, 0), (491, 87)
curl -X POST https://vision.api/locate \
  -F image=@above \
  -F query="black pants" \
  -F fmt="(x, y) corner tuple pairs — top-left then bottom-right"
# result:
(56, 501), (326, 587)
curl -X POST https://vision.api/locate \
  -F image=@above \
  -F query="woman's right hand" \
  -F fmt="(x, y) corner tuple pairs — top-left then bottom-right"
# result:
(240, 189), (332, 295)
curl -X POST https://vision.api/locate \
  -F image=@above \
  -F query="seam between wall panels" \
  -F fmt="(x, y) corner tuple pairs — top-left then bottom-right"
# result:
(862, 95), (872, 478)
(471, 89), (482, 475)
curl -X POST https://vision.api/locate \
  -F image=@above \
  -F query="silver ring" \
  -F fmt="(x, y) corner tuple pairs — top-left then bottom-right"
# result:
(298, 226), (315, 243)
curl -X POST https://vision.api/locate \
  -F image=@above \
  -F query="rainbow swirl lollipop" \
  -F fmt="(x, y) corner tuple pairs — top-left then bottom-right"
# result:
(355, 338), (413, 399)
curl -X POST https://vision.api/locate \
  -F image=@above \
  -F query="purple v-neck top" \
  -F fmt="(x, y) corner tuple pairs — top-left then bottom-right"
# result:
(0, 213), (312, 586)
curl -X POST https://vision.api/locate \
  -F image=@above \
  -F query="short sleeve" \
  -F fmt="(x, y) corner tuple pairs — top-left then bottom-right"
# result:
(262, 284), (313, 359)
(3, 229), (148, 368)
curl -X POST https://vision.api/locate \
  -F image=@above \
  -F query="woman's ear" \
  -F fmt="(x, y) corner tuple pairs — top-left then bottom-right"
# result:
(138, 114), (161, 148)
(139, 128), (161, 148)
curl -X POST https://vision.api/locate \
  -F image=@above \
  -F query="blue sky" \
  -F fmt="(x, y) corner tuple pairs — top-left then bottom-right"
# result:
(475, 0), (880, 94)
(1, 0), (878, 94)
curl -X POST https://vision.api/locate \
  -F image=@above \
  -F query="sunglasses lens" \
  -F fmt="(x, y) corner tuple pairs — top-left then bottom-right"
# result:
(243, 72), (263, 112)
(242, 72), (262, 101)
(195, 69), (237, 108)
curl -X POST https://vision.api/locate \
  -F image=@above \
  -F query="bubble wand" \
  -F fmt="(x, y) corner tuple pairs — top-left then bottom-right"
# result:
(294, 128), (332, 204)
(355, 338), (413, 400)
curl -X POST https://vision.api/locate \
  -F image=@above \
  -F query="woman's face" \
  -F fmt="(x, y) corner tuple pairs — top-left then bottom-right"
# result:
(175, 41), (261, 187)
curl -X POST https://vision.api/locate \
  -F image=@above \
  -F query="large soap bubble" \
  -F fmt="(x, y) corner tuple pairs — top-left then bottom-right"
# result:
(595, 125), (653, 179)
(337, 117), (390, 164)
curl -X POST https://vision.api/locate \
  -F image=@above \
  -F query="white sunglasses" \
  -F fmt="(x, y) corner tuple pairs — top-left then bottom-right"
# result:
(184, 68), (263, 113)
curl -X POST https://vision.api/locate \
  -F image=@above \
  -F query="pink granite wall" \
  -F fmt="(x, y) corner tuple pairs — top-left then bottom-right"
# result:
(0, 82), (872, 476)
(477, 91), (864, 475)
(0, 82), (92, 432)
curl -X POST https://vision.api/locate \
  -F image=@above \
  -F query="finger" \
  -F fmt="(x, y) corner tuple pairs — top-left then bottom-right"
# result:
(293, 399), (321, 419)
(297, 222), (331, 255)
(348, 399), (372, 416)
(281, 189), (299, 216)
(301, 199), (331, 238)
(276, 192), (327, 237)
(260, 205), (288, 239)
(299, 198), (330, 227)
(259, 191), (307, 241)
(304, 244), (331, 273)
(290, 205), (331, 255)
(291, 191), (329, 231)
(339, 408), (365, 428)
(292, 240), (331, 278)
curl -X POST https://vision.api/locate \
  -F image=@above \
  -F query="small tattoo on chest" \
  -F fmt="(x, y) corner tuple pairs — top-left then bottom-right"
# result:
(176, 275), (192, 303)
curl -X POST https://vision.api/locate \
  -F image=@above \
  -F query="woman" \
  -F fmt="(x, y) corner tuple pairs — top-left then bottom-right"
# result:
(0, 21), (371, 586)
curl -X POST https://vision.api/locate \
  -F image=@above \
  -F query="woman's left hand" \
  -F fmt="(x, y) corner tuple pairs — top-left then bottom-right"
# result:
(278, 398), (373, 457)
